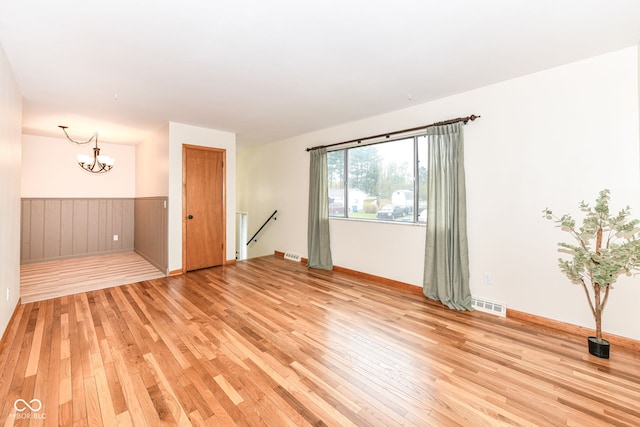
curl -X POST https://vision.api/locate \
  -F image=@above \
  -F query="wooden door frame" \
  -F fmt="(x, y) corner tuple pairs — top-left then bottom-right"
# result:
(182, 144), (227, 273)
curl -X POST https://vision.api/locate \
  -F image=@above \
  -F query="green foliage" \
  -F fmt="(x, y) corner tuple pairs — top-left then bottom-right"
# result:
(543, 189), (640, 341)
(327, 150), (345, 190)
(363, 200), (378, 214)
(544, 190), (640, 287)
(328, 144), (415, 200)
(348, 145), (382, 197)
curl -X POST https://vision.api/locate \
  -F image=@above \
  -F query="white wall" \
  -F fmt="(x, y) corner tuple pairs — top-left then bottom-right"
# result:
(21, 134), (136, 197)
(238, 46), (640, 341)
(168, 122), (236, 271)
(136, 124), (169, 197)
(0, 43), (22, 339)
(237, 141), (309, 258)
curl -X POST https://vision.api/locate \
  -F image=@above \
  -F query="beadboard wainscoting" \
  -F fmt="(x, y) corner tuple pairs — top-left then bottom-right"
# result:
(21, 198), (135, 263)
(134, 197), (168, 274)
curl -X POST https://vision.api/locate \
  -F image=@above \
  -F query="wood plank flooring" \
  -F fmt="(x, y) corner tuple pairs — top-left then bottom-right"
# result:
(20, 252), (166, 303)
(2, 255), (639, 426)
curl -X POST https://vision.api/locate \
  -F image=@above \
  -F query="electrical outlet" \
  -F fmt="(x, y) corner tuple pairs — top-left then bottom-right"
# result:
(483, 272), (492, 285)
(113, 234), (119, 241)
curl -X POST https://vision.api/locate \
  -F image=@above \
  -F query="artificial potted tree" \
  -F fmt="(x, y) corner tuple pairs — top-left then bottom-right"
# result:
(543, 189), (640, 358)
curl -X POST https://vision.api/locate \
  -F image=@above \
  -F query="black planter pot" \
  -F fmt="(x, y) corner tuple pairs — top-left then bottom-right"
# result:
(588, 336), (610, 359)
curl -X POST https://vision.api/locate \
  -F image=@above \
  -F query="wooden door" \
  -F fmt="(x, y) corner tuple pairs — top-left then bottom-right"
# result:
(183, 145), (225, 271)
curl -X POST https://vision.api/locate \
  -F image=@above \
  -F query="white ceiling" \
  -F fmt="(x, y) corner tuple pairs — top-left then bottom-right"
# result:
(1, 1), (640, 147)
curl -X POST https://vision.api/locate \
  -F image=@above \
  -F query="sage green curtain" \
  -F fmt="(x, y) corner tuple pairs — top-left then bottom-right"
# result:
(307, 148), (333, 270)
(423, 122), (472, 310)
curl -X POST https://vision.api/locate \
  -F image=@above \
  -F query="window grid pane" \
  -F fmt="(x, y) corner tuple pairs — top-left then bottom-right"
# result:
(417, 135), (428, 223)
(327, 150), (346, 217)
(328, 137), (423, 223)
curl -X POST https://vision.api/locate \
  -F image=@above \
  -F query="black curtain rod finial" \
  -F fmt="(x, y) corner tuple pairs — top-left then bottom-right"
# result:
(464, 114), (480, 124)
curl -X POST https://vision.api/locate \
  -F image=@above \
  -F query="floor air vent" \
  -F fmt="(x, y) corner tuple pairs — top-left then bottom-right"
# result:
(284, 252), (301, 262)
(471, 296), (507, 317)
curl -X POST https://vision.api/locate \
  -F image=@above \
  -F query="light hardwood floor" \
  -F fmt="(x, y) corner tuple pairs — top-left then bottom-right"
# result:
(2, 255), (639, 426)
(20, 252), (166, 303)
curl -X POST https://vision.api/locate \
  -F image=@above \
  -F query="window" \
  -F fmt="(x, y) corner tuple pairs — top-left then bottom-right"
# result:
(328, 134), (428, 223)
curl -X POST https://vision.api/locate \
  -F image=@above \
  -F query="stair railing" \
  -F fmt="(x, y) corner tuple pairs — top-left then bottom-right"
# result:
(246, 210), (277, 245)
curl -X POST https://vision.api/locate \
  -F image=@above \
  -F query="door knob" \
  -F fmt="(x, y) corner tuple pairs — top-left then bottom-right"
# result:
(187, 215), (194, 219)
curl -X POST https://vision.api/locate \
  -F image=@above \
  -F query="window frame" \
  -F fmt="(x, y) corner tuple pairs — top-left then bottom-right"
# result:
(327, 133), (427, 225)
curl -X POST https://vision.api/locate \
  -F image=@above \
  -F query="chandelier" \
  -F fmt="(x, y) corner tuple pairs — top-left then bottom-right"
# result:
(58, 125), (115, 173)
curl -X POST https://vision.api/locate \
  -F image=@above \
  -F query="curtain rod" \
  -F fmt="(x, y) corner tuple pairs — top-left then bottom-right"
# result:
(305, 114), (480, 152)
